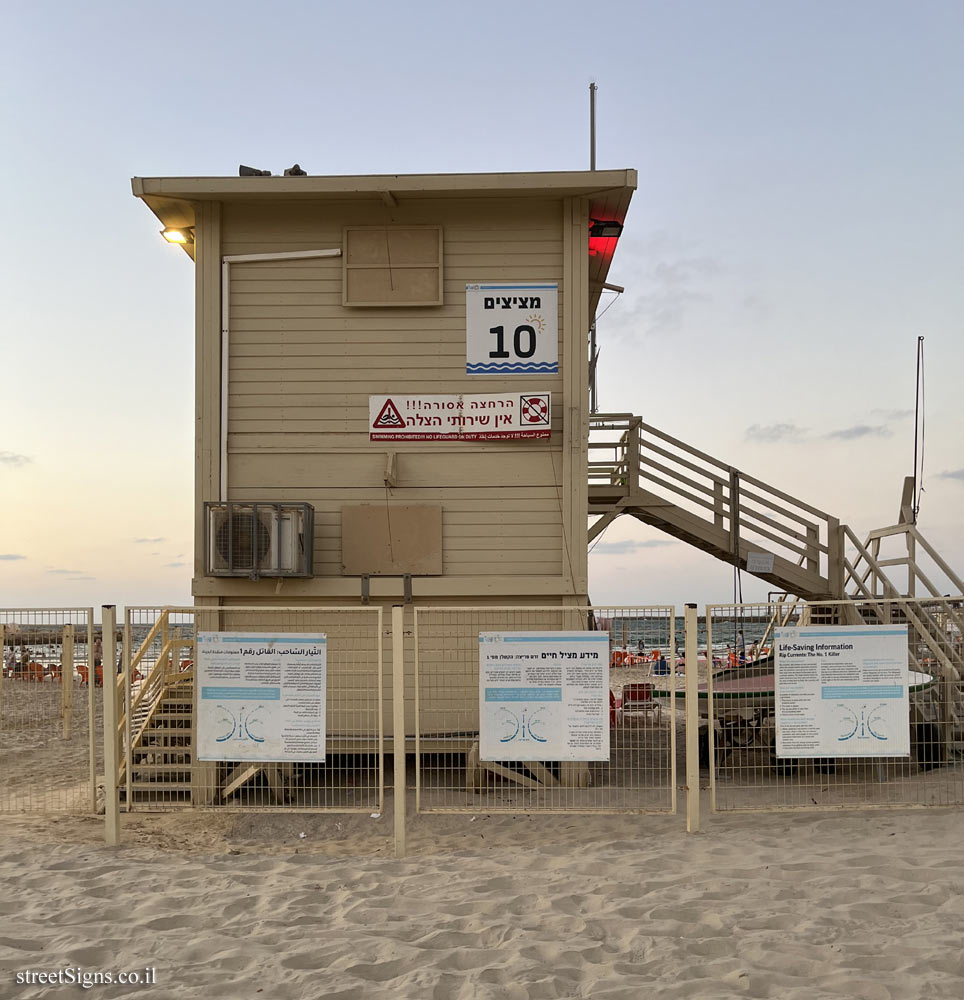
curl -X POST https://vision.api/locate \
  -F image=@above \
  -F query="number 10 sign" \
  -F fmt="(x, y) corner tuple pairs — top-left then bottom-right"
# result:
(466, 283), (558, 375)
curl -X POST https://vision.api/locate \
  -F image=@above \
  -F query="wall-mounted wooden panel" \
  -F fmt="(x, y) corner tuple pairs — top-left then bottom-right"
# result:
(341, 504), (443, 576)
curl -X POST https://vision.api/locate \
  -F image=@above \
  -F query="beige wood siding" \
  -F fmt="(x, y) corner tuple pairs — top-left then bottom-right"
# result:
(219, 196), (579, 589)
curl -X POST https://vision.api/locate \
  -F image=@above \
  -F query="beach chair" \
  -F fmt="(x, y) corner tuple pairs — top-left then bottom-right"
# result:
(621, 682), (661, 724)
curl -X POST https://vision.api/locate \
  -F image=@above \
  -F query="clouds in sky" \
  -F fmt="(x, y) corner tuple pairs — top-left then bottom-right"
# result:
(746, 422), (896, 443)
(936, 469), (964, 482)
(0, 554), (26, 561)
(592, 539), (678, 555)
(826, 425), (892, 441)
(134, 537), (165, 544)
(607, 234), (722, 341)
(0, 452), (31, 466)
(746, 423), (806, 443)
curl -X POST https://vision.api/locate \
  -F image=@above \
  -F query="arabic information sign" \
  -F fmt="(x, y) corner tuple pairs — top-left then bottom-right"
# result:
(369, 391), (551, 441)
(465, 282), (559, 375)
(479, 632), (610, 762)
(774, 626), (910, 758)
(196, 632), (327, 762)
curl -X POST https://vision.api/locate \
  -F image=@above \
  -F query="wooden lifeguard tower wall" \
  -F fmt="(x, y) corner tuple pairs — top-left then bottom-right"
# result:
(134, 170), (636, 610)
(132, 170), (636, 757)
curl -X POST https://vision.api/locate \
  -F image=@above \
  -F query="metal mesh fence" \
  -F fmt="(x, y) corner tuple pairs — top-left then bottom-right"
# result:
(0, 608), (99, 813)
(119, 606), (383, 813)
(706, 597), (964, 812)
(414, 606), (677, 813)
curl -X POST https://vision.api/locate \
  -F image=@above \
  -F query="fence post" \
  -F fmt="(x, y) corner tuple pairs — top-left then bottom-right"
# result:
(392, 605), (407, 858)
(102, 605), (121, 846)
(123, 618), (133, 811)
(87, 612), (97, 813)
(61, 625), (75, 740)
(684, 603), (701, 833)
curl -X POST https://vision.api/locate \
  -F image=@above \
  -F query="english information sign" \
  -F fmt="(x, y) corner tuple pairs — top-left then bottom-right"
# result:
(774, 625), (910, 758)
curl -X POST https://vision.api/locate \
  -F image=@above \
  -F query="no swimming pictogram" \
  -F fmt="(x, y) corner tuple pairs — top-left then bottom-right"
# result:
(373, 398), (405, 429)
(520, 394), (550, 425)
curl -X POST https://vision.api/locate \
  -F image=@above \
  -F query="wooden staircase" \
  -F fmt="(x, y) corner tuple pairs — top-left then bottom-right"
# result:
(589, 415), (964, 754)
(588, 414), (844, 600)
(124, 681), (194, 802)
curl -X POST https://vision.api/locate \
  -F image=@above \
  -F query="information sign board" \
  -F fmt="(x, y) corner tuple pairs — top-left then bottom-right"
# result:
(774, 626), (909, 757)
(479, 632), (609, 761)
(369, 391), (551, 441)
(196, 632), (327, 762)
(466, 283), (558, 375)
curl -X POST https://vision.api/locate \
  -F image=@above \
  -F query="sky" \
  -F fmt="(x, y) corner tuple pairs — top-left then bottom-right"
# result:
(2, 0), (963, 613)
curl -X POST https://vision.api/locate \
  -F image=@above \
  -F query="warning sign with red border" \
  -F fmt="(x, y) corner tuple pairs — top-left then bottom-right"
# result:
(369, 392), (552, 441)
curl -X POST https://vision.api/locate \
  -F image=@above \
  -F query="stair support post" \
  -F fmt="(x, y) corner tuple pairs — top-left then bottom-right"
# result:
(827, 518), (845, 598)
(728, 469), (741, 568)
(625, 417), (641, 500)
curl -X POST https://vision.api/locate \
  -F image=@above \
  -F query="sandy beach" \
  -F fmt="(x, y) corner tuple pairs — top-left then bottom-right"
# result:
(3, 802), (964, 999)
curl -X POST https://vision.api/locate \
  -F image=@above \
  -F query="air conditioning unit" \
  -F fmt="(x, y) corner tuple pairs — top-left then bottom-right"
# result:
(204, 502), (314, 579)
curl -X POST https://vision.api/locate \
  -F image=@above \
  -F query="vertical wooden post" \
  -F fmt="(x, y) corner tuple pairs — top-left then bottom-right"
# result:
(123, 619), (133, 810)
(87, 613), (97, 813)
(192, 607), (219, 805)
(102, 606), (121, 846)
(62, 625), (75, 740)
(684, 603), (700, 833)
(705, 613), (716, 814)
(827, 517), (844, 598)
(392, 605), (407, 859)
(625, 418), (641, 499)
(728, 469), (741, 566)
(806, 524), (819, 576)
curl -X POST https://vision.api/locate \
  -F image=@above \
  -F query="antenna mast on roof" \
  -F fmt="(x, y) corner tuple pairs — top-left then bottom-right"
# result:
(589, 81), (599, 412)
(912, 336), (925, 523)
(590, 81), (597, 171)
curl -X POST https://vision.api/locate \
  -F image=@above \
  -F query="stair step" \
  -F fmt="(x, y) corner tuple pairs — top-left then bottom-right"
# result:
(132, 766), (193, 778)
(131, 753), (191, 771)
(129, 782), (192, 792)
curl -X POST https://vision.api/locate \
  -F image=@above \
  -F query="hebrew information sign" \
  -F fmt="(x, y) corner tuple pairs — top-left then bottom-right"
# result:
(479, 632), (610, 761)
(466, 282), (558, 375)
(369, 391), (551, 441)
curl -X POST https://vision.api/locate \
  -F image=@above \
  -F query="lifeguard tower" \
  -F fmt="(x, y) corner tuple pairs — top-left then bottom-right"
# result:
(134, 168), (636, 608)
(128, 167), (637, 804)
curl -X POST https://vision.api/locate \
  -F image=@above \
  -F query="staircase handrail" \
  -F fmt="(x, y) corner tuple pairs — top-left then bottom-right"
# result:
(589, 414), (835, 587)
(841, 525), (964, 680)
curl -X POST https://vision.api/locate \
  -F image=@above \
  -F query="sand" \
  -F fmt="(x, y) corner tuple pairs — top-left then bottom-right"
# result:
(3, 802), (964, 999)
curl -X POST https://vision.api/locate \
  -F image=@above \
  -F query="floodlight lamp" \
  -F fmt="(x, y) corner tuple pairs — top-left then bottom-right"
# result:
(161, 227), (194, 245)
(589, 219), (624, 238)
